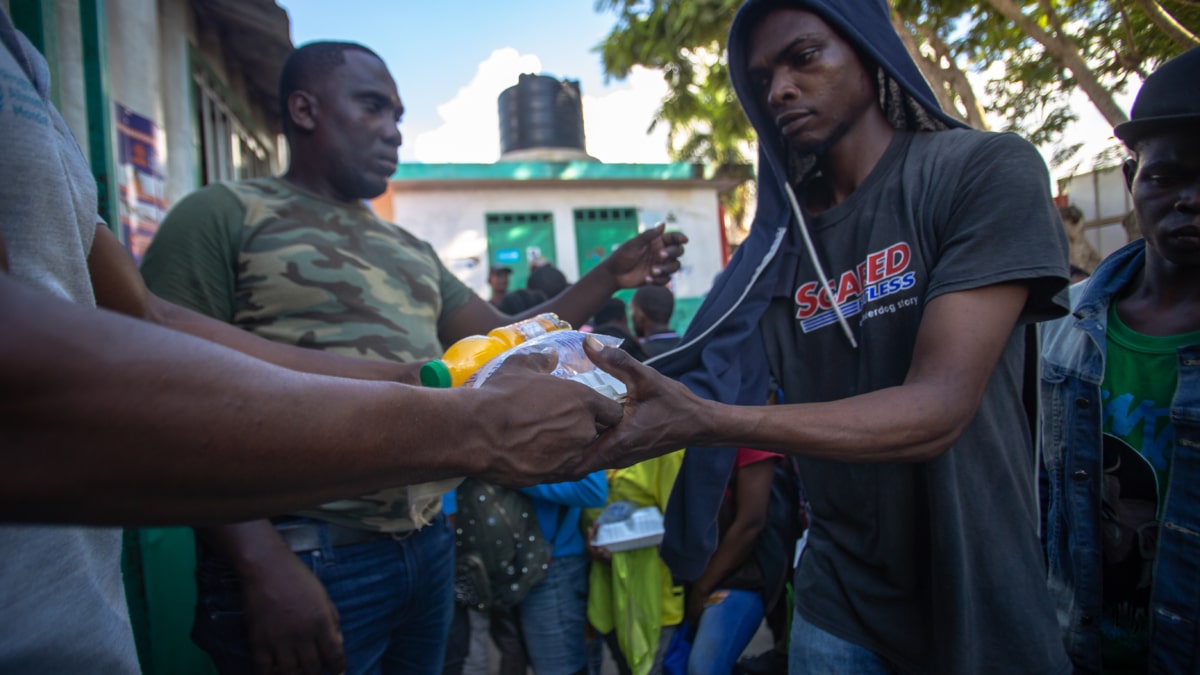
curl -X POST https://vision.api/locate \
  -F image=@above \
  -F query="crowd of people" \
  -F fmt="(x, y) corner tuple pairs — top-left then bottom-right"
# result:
(2, 0), (1198, 673)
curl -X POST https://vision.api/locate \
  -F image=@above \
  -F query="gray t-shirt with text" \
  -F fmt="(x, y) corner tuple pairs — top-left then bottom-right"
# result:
(762, 129), (1070, 675)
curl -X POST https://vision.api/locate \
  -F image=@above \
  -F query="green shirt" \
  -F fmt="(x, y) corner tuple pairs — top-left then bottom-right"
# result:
(141, 177), (472, 532)
(1099, 304), (1200, 673)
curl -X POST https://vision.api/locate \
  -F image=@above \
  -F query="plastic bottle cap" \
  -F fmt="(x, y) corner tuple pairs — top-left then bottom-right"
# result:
(420, 360), (453, 388)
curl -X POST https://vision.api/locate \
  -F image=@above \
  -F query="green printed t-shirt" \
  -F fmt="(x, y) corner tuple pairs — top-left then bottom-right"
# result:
(141, 177), (473, 532)
(1099, 304), (1200, 674)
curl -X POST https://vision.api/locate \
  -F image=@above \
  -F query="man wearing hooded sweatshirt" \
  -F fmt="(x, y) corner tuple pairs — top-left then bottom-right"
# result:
(577, 0), (1072, 673)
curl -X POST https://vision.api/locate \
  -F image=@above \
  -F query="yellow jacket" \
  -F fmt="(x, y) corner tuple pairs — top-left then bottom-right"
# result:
(584, 450), (685, 675)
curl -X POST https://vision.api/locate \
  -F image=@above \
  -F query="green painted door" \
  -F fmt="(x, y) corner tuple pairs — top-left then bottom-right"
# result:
(573, 207), (639, 303)
(573, 207), (639, 278)
(485, 212), (556, 292)
(122, 528), (218, 675)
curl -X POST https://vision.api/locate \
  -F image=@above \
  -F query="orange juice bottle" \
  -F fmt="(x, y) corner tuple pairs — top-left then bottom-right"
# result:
(420, 313), (571, 388)
(487, 313), (570, 348)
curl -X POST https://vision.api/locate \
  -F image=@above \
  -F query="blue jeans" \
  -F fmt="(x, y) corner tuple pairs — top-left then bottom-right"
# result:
(688, 588), (763, 675)
(193, 514), (455, 675)
(788, 609), (896, 675)
(517, 554), (589, 675)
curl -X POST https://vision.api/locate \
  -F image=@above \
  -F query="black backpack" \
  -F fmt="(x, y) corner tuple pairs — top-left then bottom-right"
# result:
(453, 478), (553, 610)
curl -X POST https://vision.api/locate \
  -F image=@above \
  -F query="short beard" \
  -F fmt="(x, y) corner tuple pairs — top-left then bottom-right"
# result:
(791, 116), (855, 160)
(785, 117), (856, 184)
(335, 173), (388, 202)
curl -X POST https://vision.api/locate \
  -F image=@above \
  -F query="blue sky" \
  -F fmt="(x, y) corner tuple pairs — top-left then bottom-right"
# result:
(276, 1), (1128, 179)
(276, 1), (672, 164)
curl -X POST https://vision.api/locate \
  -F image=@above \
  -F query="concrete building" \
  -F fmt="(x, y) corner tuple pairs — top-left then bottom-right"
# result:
(372, 73), (751, 333)
(5, 10), (746, 671)
(3, 0), (290, 262)
(372, 160), (748, 332)
(1058, 164), (1136, 260)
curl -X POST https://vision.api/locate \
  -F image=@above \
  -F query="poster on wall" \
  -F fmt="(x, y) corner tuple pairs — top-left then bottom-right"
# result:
(115, 103), (166, 264)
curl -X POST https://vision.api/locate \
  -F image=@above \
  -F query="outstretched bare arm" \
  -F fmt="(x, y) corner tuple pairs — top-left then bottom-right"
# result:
(88, 226), (424, 384)
(0, 230), (623, 525)
(583, 283), (1030, 467)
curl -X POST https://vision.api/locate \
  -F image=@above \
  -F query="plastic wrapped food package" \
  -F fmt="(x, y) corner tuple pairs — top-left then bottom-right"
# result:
(463, 330), (628, 401)
(420, 313), (571, 388)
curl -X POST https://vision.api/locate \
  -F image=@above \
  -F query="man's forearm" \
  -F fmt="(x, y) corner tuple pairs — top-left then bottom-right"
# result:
(586, 283), (1027, 467)
(588, 376), (977, 468)
(147, 294), (424, 385)
(703, 288), (1027, 461)
(704, 381), (974, 463)
(692, 483), (769, 595)
(85, 224), (423, 385)
(524, 264), (619, 329)
(0, 274), (479, 525)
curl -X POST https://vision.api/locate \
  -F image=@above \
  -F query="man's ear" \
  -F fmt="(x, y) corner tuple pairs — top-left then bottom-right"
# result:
(287, 90), (318, 132)
(1122, 156), (1138, 192)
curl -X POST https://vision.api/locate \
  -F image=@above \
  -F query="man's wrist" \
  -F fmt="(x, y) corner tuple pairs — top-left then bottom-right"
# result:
(229, 529), (296, 578)
(689, 398), (732, 447)
(443, 388), (499, 477)
(592, 257), (623, 293)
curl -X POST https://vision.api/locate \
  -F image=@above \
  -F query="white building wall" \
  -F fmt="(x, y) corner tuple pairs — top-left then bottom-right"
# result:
(8, 0), (281, 229)
(157, 0), (198, 204)
(1060, 165), (1135, 259)
(54, 2), (88, 156)
(106, 0), (163, 147)
(388, 185), (725, 302)
(102, 0), (282, 212)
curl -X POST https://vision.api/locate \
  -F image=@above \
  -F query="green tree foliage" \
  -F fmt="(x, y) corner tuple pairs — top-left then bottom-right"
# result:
(595, 0), (748, 166)
(595, 0), (1199, 173)
(594, 0), (753, 231)
(897, 0), (1198, 167)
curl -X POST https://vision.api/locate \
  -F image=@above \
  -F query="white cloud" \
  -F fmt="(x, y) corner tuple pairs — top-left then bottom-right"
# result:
(413, 51), (673, 165)
(582, 66), (672, 164)
(411, 48), (543, 163)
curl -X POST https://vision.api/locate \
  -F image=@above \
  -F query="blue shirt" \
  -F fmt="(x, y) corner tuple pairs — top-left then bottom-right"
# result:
(519, 472), (607, 558)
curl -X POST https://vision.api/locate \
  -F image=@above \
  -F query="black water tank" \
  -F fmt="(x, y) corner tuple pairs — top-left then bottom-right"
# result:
(498, 74), (586, 155)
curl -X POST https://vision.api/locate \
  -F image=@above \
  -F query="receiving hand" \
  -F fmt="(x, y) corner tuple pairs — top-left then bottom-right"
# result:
(603, 222), (688, 289)
(466, 350), (623, 487)
(241, 551), (344, 675)
(575, 336), (712, 472)
(585, 520), (613, 563)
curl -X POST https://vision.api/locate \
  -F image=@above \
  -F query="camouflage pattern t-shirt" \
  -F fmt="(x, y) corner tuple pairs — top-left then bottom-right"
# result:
(141, 177), (472, 532)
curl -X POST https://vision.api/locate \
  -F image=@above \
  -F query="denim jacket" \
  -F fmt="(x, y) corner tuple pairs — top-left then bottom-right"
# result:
(1040, 240), (1200, 674)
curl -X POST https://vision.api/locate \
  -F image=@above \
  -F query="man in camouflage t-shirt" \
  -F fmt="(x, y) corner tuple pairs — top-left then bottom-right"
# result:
(141, 41), (685, 675)
(146, 176), (470, 530)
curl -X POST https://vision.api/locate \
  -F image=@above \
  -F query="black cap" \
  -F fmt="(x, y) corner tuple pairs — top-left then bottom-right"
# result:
(1114, 46), (1200, 145)
(489, 265), (513, 275)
